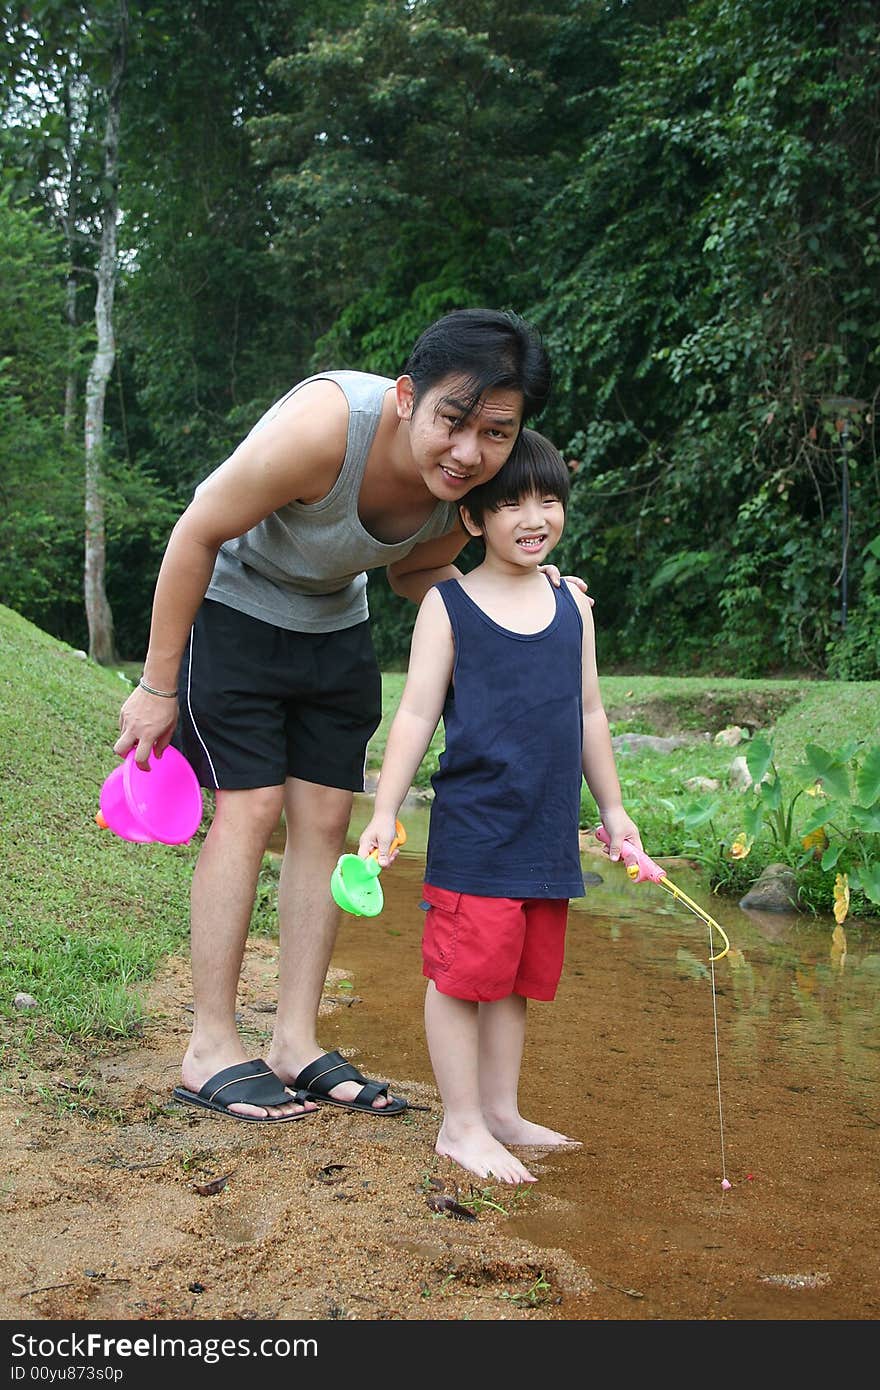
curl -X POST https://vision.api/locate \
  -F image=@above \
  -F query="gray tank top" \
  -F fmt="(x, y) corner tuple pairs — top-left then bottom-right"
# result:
(201, 371), (460, 632)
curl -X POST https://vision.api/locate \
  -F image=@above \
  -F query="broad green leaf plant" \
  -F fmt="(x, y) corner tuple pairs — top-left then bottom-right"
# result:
(736, 734), (880, 922)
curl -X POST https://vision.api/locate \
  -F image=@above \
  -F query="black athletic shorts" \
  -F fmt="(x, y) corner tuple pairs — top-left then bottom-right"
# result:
(175, 599), (382, 792)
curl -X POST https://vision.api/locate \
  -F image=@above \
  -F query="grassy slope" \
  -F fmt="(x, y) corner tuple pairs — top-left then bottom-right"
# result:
(0, 606), (198, 1051)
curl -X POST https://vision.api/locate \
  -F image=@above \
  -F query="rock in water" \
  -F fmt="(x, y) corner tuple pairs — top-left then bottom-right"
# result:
(738, 864), (799, 912)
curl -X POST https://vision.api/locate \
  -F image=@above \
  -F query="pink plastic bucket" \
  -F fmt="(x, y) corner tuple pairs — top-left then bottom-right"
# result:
(98, 747), (203, 845)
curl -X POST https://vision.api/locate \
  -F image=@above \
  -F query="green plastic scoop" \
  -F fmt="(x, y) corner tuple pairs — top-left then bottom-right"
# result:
(330, 820), (407, 917)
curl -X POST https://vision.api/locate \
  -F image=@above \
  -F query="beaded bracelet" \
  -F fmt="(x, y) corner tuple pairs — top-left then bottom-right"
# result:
(138, 677), (178, 699)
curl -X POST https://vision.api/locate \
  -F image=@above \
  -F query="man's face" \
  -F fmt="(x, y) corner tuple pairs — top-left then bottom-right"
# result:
(398, 374), (524, 499)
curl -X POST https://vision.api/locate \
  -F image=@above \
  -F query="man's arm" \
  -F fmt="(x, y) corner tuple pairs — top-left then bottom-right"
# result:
(116, 380), (349, 767)
(385, 527), (470, 605)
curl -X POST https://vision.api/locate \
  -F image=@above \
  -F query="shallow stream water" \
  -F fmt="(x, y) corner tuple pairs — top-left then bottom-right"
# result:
(275, 796), (880, 1319)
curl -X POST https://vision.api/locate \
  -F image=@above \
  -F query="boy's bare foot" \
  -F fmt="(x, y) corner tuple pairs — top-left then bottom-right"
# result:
(435, 1123), (537, 1184)
(489, 1117), (581, 1148)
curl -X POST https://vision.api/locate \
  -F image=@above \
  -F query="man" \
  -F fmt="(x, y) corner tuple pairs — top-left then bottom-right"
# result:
(116, 308), (552, 1121)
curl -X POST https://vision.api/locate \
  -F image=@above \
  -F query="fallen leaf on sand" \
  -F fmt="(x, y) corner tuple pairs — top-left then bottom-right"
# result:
(426, 1195), (477, 1221)
(193, 1172), (234, 1196)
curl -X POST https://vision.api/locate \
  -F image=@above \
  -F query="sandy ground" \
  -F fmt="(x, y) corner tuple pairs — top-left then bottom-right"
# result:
(2, 849), (878, 1343)
(0, 941), (591, 1329)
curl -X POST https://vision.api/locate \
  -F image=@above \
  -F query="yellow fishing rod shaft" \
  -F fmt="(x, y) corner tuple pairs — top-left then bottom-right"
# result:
(650, 872), (731, 962)
(595, 825), (731, 962)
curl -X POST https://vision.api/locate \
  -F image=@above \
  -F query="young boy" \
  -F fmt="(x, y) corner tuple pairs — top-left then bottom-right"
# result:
(358, 429), (642, 1183)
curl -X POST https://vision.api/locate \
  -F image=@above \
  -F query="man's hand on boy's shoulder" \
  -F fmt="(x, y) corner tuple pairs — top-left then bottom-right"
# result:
(540, 566), (594, 606)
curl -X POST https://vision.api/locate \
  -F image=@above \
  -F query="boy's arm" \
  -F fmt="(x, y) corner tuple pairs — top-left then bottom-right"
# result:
(571, 585), (643, 861)
(359, 587), (455, 863)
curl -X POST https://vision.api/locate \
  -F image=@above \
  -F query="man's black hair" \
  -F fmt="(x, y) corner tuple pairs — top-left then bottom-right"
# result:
(403, 308), (551, 423)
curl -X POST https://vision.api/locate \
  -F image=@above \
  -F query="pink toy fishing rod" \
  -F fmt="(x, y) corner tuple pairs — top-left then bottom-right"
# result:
(595, 826), (730, 962)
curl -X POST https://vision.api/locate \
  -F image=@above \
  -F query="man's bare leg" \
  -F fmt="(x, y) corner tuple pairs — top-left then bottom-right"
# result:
(478, 994), (579, 1148)
(180, 786), (315, 1120)
(266, 777), (399, 1109)
(425, 981), (536, 1184)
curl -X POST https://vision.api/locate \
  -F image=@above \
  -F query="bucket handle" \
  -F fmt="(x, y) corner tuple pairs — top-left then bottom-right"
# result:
(367, 818), (407, 862)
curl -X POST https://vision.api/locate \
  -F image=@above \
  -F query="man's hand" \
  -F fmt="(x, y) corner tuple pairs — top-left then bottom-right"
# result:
(539, 566), (594, 605)
(115, 687), (178, 770)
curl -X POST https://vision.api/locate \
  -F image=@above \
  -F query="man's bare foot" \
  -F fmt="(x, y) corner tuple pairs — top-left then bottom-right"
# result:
(489, 1117), (581, 1148)
(435, 1122), (537, 1184)
(181, 1049), (317, 1121)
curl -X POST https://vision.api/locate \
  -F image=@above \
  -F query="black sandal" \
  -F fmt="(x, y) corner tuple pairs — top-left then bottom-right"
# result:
(293, 1050), (408, 1116)
(173, 1058), (316, 1123)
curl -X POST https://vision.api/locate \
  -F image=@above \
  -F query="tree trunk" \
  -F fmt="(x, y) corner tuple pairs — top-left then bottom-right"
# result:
(64, 270), (78, 434)
(62, 74), (82, 436)
(83, 1), (128, 666)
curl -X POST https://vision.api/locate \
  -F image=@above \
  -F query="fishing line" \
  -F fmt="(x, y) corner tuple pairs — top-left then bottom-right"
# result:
(706, 920), (728, 1188)
(596, 827), (731, 1189)
(656, 871), (730, 1185)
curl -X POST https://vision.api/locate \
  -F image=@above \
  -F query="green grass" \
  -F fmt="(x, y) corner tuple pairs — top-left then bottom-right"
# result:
(592, 676), (880, 908)
(369, 672), (867, 782)
(0, 607), (198, 1072)
(2, 603), (878, 1079)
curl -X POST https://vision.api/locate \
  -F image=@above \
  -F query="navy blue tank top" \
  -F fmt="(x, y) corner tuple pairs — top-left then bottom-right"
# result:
(424, 578), (586, 899)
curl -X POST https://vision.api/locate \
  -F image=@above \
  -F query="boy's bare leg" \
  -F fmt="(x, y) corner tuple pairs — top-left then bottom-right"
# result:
(425, 981), (536, 1184)
(266, 777), (399, 1110)
(478, 993), (580, 1147)
(181, 786), (316, 1120)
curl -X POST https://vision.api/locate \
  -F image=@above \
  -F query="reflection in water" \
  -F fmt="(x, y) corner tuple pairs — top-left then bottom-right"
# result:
(272, 793), (880, 1318)
(569, 858), (880, 1096)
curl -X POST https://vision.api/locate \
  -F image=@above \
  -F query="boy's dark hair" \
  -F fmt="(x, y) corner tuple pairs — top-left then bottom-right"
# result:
(404, 308), (551, 423)
(461, 428), (570, 528)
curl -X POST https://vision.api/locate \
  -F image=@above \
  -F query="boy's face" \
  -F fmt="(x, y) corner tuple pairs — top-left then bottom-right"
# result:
(396, 374), (523, 500)
(460, 488), (566, 570)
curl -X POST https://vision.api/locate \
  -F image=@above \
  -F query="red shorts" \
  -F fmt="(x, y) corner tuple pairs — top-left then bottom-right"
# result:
(421, 884), (569, 1002)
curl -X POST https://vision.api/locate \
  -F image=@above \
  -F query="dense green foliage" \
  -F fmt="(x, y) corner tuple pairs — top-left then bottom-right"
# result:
(537, 0), (880, 679)
(0, 192), (81, 632)
(0, 0), (877, 673)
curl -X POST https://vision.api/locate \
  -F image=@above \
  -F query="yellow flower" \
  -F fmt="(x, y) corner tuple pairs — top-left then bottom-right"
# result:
(833, 872), (850, 926)
(804, 782), (825, 798)
(801, 826), (828, 860)
(730, 833), (752, 861)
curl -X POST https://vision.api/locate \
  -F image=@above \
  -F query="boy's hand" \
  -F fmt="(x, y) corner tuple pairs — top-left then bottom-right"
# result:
(598, 809), (643, 862)
(358, 814), (402, 868)
(539, 566), (595, 605)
